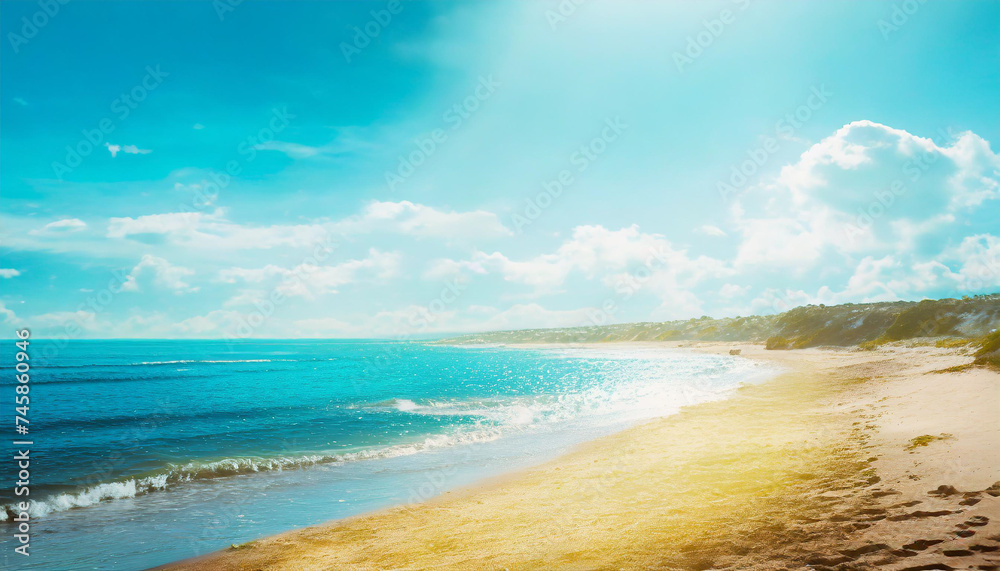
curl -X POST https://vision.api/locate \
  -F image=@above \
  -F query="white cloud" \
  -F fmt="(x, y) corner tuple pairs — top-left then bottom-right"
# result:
(32, 310), (97, 328)
(948, 234), (1000, 290)
(648, 289), (706, 320)
(718, 283), (750, 299)
(422, 258), (473, 281)
(445, 250), (570, 291)
(108, 211), (211, 239)
(776, 120), (892, 200)
(733, 217), (824, 268)
(222, 289), (269, 308)
(435, 225), (730, 297)
(106, 143), (152, 158)
(249, 128), (378, 161)
(479, 303), (599, 330)
(253, 141), (325, 158)
(110, 310), (245, 338)
(121, 255), (197, 293)
(30, 218), (87, 235)
(215, 265), (293, 284)
(171, 310), (243, 336)
(832, 255), (903, 302)
(696, 224), (727, 237)
(104, 201), (509, 251)
(0, 301), (18, 324)
(743, 233), (1000, 314)
(749, 288), (818, 315)
(0, 268), (20, 278)
(338, 200), (512, 239)
(732, 120), (1000, 274)
(107, 209), (331, 250)
(8, 120), (998, 337)
(217, 248), (401, 298)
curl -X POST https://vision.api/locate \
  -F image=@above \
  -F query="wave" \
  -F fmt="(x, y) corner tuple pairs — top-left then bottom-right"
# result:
(6, 386), (644, 521)
(0, 348), (774, 523)
(357, 362), (764, 430)
(366, 397), (421, 412)
(360, 396), (543, 425)
(0, 428), (505, 522)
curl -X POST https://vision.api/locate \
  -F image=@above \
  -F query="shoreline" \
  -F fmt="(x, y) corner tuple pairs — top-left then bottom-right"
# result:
(161, 342), (1000, 570)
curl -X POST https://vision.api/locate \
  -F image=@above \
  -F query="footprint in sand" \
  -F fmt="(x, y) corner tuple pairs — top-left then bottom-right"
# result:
(929, 485), (961, 497)
(965, 515), (990, 527)
(839, 543), (889, 558)
(942, 549), (975, 556)
(888, 510), (956, 521)
(891, 548), (919, 557)
(902, 539), (944, 551)
(971, 544), (1000, 552)
(955, 529), (976, 538)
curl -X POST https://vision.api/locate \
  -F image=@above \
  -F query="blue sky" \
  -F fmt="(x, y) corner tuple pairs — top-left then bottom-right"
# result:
(1, 0), (998, 339)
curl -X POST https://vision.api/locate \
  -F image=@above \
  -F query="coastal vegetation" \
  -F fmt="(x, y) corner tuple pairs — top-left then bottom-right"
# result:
(973, 329), (1000, 367)
(441, 295), (1000, 363)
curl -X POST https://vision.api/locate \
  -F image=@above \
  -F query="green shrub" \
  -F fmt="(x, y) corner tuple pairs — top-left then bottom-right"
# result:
(765, 335), (791, 350)
(973, 330), (1000, 369)
(906, 433), (952, 451)
(859, 334), (889, 351)
(974, 329), (1000, 357)
(883, 298), (963, 340)
(936, 337), (973, 348)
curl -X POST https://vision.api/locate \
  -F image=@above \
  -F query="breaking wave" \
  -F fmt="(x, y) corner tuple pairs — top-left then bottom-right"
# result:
(1, 347), (773, 523)
(1, 428), (504, 521)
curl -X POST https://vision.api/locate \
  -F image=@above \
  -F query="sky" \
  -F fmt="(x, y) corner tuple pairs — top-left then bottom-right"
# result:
(1, 0), (998, 339)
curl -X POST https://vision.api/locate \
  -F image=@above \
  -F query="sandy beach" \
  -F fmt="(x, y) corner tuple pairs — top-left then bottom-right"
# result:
(162, 343), (1000, 570)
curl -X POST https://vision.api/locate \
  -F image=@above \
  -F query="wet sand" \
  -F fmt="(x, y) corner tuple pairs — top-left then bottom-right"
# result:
(161, 343), (1000, 570)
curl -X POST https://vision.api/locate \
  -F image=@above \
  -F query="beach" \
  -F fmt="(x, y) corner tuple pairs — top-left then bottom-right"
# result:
(2, 341), (761, 570)
(162, 343), (1000, 570)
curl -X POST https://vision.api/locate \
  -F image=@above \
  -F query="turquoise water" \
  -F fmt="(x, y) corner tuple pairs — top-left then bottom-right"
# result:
(0, 340), (770, 570)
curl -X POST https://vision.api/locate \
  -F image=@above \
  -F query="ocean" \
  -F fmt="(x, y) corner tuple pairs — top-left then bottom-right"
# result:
(0, 340), (771, 570)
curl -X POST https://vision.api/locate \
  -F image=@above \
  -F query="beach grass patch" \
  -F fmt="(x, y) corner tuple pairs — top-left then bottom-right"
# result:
(765, 336), (792, 350)
(931, 363), (974, 374)
(905, 433), (953, 451)
(972, 330), (1000, 369)
(935, 337), (974, 349)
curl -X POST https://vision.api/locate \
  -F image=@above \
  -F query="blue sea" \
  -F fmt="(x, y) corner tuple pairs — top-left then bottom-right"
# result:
(0, 340), (771, 570)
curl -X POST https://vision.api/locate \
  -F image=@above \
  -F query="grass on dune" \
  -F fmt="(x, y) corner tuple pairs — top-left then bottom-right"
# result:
(443, 295), (1000, 352)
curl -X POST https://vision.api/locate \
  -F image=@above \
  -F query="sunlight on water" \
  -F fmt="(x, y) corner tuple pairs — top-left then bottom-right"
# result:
(0, 340), (773, 570)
